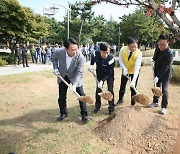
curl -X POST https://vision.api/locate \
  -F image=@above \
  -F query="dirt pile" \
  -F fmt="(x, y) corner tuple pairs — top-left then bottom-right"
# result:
(94, 106), (177, 154)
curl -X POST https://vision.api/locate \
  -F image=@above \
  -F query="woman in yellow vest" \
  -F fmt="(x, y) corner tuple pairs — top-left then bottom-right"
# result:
(116, 37), (142, 106)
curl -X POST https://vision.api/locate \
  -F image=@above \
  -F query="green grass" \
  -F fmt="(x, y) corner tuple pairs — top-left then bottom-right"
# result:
(0, 65), (179, 153)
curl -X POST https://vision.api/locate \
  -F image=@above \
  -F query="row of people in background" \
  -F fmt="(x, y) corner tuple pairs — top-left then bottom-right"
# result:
(80, 43), (116, 62)
(13, 43), (64, 67)
(52, 34), (173, 123)
(14, 42), (116, 67)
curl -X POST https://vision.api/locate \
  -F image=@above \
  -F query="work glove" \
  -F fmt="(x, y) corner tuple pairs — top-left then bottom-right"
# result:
(71, 85), (76, 93)
(122, 69), (128, 77)
(88, 65), (94, 73)
(151, 59), (155, 68)
(130, 80), (136, 89)
(153, 76), (159, 84)
(98, 80), (103, 89)
(53, 68), (60, 75)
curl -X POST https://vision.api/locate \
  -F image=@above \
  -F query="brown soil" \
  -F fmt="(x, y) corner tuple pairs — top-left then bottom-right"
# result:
(94, 106), (178, 154)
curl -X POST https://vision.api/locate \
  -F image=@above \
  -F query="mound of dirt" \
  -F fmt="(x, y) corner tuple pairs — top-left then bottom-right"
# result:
(94, 106), (177, 154)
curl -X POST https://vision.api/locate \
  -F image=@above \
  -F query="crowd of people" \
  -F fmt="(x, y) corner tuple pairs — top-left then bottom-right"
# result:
(13, 42), (116, 68)
(13, 43), (63, 67)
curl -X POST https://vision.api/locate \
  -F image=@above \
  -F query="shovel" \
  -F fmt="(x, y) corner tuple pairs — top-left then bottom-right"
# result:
(88, 68), (113, 101)
(151, 60), (162, 97)
(151, 83), (162, 97)
(54, 73), (94, 104)
(126, 75), (150, 105)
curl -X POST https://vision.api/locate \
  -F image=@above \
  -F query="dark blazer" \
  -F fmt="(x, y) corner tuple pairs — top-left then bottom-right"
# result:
(52, 48), (85, 87)
(153, 47), (173, 80)
(22, 46), (28, 56)
(90, 50), (115, 81)
(14, 47), (20, 56)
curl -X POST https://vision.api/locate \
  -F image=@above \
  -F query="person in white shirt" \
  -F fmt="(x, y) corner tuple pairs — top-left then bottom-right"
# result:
(52, 38), (89, 123)
(116, 37), (142, 106)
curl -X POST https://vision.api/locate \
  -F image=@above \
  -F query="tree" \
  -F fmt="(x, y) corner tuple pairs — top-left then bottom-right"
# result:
(120, 10), (166, 48)
(91, 0), (180, 41)
(0, 0), (27, 47)
(70, 1), (94, 43)
(44, 18), (65, 44)
(0, 0), (49, 49)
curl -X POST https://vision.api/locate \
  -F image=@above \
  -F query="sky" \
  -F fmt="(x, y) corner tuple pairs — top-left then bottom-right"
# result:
(17, 0), (137, 22)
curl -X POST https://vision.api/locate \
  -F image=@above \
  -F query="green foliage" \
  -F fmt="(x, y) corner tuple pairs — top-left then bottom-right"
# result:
(171, 65), (180, 83)
(0, 0), (49, 45)
(0, 52), (14, 64)
(44, 18), (64, 43)
(0, 57), (8, 66)
(115, 59), (120, 68)
(173, 61), (180, 65)
(120, 10), (166, 47)
(0, 0), (26, 42)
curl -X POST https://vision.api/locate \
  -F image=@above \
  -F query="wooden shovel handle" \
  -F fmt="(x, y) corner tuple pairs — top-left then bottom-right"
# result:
(126, 75), (139, 95)
(54, 73), (80, 97)
(88, 69), (103, 92)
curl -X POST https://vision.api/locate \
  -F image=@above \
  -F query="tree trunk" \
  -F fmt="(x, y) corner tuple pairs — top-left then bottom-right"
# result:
(78, 21), (84, 44)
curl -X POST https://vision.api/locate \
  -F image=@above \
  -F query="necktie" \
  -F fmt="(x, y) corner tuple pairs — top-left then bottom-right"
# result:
(128, 52), (132, 61)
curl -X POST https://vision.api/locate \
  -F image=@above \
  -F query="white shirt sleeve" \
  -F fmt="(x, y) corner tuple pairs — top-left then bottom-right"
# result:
(132, 51), (142, 83)
(118, 47), (127, 71)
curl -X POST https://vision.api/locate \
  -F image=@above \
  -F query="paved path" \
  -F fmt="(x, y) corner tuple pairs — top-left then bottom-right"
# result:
(0, 63), (53, 76)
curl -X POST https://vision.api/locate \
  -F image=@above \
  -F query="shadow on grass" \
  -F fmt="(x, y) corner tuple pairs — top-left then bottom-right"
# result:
(0, 104), (110, 153)
(0, 103), (111, 129)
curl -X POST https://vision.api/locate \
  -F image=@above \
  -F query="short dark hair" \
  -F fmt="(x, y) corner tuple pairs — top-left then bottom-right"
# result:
(158, 34), (170, 42)
(127, 37), (138, 45)
(63, 38), (79, 49)
(99, 42), (110, 51)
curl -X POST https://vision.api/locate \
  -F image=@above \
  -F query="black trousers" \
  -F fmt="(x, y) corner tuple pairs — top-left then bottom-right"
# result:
(14, 55), (20, 65)
(153, 76), (169, 108)
(58, 76), (87, 116)
(118, 74), (138, 105)
(95, 76), (114, 112)
(31, 54), (37, 63)
(22, 55), (28, 67)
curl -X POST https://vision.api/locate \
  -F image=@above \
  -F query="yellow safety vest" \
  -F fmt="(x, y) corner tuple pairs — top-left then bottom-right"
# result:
(121, 46), (141, 74)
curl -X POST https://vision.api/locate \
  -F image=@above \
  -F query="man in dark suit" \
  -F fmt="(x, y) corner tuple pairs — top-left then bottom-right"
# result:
(89, 42), (115, 115)
(52, 38), (89, 123)
(148, 34), (173, 115)
(14, 43), (20, 65)
(21, 43), (29, 67)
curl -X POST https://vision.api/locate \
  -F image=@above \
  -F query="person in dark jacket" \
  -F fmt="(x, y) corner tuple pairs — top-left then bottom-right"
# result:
(14, 43), (21, 65)
(89, 42), (115, 115)
(21, 43), (29, 67)
(148, 34), (173, 115)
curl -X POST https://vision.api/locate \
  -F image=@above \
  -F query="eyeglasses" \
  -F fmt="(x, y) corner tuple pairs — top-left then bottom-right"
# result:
(158, 44), (167, 47)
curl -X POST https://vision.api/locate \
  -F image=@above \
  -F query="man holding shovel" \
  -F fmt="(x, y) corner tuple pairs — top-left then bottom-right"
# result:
(148, 34), (173, 115)
(89, 42), (115, 115)
(116, 37), (142, 106)
(52, 38), (89, 123)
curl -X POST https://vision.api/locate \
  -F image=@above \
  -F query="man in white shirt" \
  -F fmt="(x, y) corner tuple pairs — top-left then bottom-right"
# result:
(116, 37), (142, 106)
(52, 38), (89, 123)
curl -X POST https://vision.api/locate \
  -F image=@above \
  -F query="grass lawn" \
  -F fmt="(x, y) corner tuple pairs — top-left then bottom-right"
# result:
(0, 65), (179, 153)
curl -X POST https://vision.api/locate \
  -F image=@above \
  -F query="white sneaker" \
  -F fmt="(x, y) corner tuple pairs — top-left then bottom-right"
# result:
(148, 102), (160, 108)
(161, 108), (167, 115)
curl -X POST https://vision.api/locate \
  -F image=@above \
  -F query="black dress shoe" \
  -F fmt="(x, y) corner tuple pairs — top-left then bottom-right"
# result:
(57, 114), (67, 121)
(116, 99), (123, 106)
(93, 108), (100, 113)
(82, 115), (89, 123)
